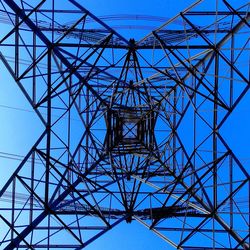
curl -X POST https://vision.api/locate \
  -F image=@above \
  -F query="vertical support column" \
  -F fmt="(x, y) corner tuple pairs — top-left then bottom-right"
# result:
(213, 52), (219, 207)
(15, 15), (19, 77)
(32, 32), (36, 104)
(67, 74), (72, 183)
(11, 179), (15, 241)
(213, 51), (219, 246)
(193, 73), (197, 187)
(173, 88), (177, 173)
(229, 33), (234, 232)
(86, 88), (90, 171)
(45, 49), (52, 205)
(30, 151), (35, 243)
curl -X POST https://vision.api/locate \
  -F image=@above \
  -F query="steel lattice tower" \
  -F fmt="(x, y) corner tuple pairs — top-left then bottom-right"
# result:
(0, 0), (249, 249)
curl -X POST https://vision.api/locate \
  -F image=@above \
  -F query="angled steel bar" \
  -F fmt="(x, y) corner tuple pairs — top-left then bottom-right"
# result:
(222, 1), (250, 28)
(3, 0), (109, 107)
(4, 153), (108, 249)
(0, 215), (34, 250)
(0, 1), (249, 249)
(69, 0), (130, 46)
(0, 52), (47, 125)
(180, 12), (250, 85)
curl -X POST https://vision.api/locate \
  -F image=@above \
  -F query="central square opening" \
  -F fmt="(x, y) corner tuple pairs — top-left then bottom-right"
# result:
(123, 121), (137, 139)
(105, 108), (156, 153)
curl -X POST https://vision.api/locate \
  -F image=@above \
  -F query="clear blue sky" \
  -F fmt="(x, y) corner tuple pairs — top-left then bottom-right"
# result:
(0, 0), (249, 249)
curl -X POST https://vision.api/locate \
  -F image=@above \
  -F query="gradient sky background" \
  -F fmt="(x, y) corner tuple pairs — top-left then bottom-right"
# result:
(0, 0), (249, 249)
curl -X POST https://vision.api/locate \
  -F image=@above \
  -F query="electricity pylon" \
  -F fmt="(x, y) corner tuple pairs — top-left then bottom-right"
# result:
(0, 0), (249, 249)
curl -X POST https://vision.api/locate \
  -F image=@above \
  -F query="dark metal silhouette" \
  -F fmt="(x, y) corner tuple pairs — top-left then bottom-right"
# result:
(0, 0), (249, 249)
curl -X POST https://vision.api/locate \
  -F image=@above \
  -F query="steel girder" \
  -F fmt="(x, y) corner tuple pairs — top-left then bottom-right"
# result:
(0, 0), (249, 249)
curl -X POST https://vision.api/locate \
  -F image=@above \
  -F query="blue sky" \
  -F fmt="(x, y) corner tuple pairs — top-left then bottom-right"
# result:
(0, 0), (249, 249)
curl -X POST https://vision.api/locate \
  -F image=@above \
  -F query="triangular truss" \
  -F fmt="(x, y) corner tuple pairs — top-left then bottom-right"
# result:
(0, 0), (249, 249)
